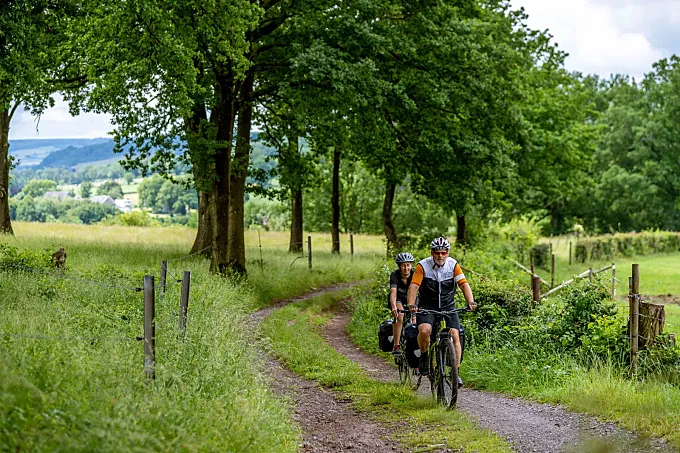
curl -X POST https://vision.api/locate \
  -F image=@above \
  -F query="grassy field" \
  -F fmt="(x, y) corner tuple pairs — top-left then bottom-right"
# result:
(535, 238), (680, 335)
(261, 289), (513, 453)
(1, 223), (384, 451)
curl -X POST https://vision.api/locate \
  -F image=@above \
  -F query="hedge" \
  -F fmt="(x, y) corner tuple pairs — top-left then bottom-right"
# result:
(575, 232), (680, 263)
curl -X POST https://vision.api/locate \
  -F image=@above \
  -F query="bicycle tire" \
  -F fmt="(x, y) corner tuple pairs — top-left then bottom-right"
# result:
(440, 337), (459, 408)
(397, 349), (421, 389)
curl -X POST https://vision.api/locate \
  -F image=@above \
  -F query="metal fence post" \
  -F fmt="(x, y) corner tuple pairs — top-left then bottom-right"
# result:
(551, 253), (555, 288)
(350, 233), (354, 261)
(569, 241), (572, 265)
(631, 264), (640, 375)
(160, 260), (168, 293)
(179, 271), (191, 333)
(307, 236), (312, 270)
(143, 275), (156, 380)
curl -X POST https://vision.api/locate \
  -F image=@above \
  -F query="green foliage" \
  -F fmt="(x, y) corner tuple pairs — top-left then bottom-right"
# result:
(0, 244), (51, 269)
(101, 210), (159, 227)
(20, 179), (57, 197)
(137, 175), (197, 216)
(96, 180), (123, 199)
(80, 181), (92, 198)
(244, 196), (288, 231)
(549, 281), (619, 350)
(574, 231), (680, 263)
(11, 197), (116, 224)
(530, 243), (551, 269)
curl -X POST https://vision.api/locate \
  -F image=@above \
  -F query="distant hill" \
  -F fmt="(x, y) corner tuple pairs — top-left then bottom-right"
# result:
(38, 141), (119, 168)
(9, 138), (111, 167)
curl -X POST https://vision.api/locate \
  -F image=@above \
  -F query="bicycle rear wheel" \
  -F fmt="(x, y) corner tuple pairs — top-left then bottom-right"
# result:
(397, 350), (421, 389)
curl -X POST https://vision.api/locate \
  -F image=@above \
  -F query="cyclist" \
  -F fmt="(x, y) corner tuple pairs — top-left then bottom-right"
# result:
(406, 237), (476, 385)
(388, 252), (415, 354)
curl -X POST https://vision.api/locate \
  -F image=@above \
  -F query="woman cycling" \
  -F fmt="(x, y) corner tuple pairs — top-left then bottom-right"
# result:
(388, 252), (415, 353)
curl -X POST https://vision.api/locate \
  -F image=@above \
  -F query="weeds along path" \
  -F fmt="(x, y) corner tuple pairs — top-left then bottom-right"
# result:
(249, 281), (403, 453)
(323, 305), (675, 453)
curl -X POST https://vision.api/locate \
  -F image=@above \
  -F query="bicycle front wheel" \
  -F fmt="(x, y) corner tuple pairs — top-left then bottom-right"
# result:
(438, 338), (459, 408)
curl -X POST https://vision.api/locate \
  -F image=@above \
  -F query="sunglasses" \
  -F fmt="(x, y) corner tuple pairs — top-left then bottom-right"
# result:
(432, 251), (448, 256)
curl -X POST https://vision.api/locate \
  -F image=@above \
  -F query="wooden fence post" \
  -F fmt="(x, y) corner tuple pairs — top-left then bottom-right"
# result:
(143, 275), (156, 380)
(611, 263), (616, 299)
(631, 264), (640, 375)
(179, 271), (191, 333)
(160, 260), (168, 293)
(530, 255), (535, 276)
(307, 236), (312, 270)
(551, 254), (555, 288)
(589, 266), (594, 284)
(569, 241), (572, 265)
(532, 275), (541, 302)
(350, 233), (354, 261)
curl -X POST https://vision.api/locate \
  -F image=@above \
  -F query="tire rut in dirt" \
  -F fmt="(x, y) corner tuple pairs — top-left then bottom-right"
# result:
(323, 305), (676, 453)
(250, 282), (403, 453)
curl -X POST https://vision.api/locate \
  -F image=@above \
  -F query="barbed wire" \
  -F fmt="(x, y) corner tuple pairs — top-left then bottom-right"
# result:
(1, 332), (143, 342)
(0, 262), (143, 292)
(165, 246), (211, 263)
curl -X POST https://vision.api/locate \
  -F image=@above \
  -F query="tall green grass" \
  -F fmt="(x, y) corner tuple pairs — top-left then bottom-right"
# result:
(0, 223), (382, 451)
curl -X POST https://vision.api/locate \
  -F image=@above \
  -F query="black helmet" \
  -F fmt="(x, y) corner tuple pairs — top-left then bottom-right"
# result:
(395, 252), (414, 264)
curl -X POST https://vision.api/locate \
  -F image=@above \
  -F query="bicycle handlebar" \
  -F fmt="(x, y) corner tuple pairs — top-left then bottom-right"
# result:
(397, 307), (472, 315)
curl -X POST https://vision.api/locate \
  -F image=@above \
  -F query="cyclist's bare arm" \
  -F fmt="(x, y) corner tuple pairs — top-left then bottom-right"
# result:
(389, 287), (399, 316)
(407, 263), (424, 312)
(459, 282), (477, 310)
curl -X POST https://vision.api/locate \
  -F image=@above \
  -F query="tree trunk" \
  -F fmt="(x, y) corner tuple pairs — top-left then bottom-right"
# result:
(639, 302), (666, 349)
(382, 181), (397, 247)
(190, 190), (213, 254)
(0, 109), (13, 235)
(210, 75), (235, 274)
(186, 101), (213, 256)
(226, 73), (253, 275)
(290, 185), (303, 253)
(456, 215), (466, 246)
(288, 136), (303, 253)
(331, 147), (341, 254)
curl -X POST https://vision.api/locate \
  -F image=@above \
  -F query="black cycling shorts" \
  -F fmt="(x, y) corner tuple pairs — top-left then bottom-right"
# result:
(416, 310), (460, 331)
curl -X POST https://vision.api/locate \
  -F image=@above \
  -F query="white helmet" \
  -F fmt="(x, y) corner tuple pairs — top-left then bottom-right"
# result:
(395, 252), (414, 264)
(429, 236), (450, 251)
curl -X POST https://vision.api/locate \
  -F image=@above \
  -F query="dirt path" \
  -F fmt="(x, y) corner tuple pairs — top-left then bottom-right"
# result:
(323, 306), (675, 453)
(250, 281), (404, 453)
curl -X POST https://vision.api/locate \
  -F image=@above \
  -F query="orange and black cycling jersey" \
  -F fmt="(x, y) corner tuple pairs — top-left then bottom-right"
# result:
(411, 256), (466, 309)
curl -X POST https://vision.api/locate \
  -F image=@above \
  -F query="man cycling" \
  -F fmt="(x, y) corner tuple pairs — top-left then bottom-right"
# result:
(388, 252), (415, 354)
(407, 237), (476, 386)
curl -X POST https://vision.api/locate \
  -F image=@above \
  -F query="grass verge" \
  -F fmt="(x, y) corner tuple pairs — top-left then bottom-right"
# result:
(260, 289), (513, 453)
(349, 292), (680, 450)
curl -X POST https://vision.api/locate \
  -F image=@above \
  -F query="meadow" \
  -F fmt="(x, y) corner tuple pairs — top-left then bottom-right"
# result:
(0, 222), (381, 452)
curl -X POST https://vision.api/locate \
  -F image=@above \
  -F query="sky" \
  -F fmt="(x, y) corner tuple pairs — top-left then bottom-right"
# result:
(10, 0), (680, 140)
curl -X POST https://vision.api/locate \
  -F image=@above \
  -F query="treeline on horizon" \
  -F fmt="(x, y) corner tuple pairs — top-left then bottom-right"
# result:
(1, 0), (679, 274)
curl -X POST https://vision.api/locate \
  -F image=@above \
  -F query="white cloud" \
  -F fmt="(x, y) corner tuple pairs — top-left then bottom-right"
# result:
(513, 0), (676, 79)
(9, 93), (114, 140)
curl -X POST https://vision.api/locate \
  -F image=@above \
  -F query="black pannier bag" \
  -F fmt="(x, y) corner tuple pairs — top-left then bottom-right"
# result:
(378, 319), (394, 352)
(404, 323), (420, 368)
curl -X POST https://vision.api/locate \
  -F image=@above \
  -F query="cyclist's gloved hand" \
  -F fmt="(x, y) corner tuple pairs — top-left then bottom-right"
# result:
(407, 304), (417, 313)
(391, 306), (398, 318)
(468, 301), (477, 311)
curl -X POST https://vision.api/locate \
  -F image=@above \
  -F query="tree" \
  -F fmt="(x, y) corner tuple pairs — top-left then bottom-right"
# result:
(0, 1), (74, 234)
(80, 181), (92, 198)
(97, 180), (123, 199)
(21, 179), (57, 198)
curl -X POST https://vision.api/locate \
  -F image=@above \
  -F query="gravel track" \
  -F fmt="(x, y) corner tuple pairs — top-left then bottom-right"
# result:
(250, 281), (404, 453)
(322, 304), (675, 453)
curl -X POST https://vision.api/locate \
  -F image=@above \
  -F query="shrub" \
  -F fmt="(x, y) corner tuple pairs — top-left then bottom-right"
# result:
(575, 231), (680, 263)
(101, 210), (159, 227)
(530, 243), (551, 269)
